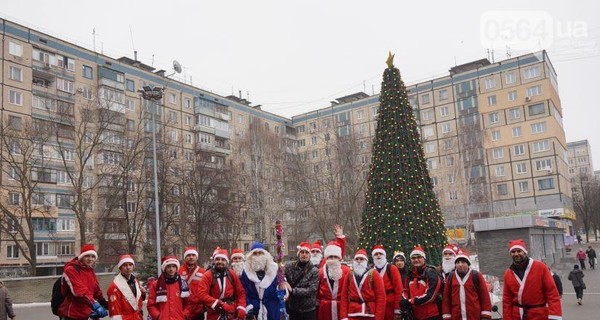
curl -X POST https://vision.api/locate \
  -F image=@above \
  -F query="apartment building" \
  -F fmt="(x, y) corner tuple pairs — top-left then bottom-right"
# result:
(567, 140), (594, 178)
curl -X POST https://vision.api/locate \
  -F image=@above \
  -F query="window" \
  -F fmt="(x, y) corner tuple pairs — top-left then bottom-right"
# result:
(425, 143), (435, 154)
(57, 218), (75, 232)
(538, 178), (555, 190)
(9, 66), (22, 81)
(311, 150), (318, 159)
(126, 99), (135, 111)
(82, 87), (93, 100)
(311, 136), (317, 145)
(169, 93), (176, 104)
(439, 89), (448, 101)
(508, 90), (517, 101)
(127, 202), (137, 213)
(427, 159), (437, 169)
(440, 106), (449, 117)
(535, 159), (552, 171)
(492, 148), (504, 159)
(487, 95), (497, 106)
(422, 127), (434, 139)
(83, 176), (93, 188)
(309, 122), (317, 130)
(526, 85), (542, 97)
(297, 125), (305, 133)
(357, 110), (365, 120)
(36, 242), (53, 256)
(126, 79), (135, 92)
(56, 78), (74, 93)
(512, 126), (522, 137)
(505, 73), (516, 84)
(83, 65), (94, 79)
(9, 41), (22, 56)
(445, 156), (454, 166)
(514, 144), (525, 156)
(448, 174), (456, 183)
(519, 181), (529, 193)
(449, 191), (458, 201)
(524, 66), (540, 79)
(516, 163), (527, 174)
(496, 165), (506, 177)
(185, 133), (192, 144)
(491, 130), (501, 141)
(489, 112), (499, 124)
(6, 244), (19, 259)
(532, 140), (550, 152)
(441, 123), (451, 134)
(497, 184), (508, 195)
(56, 194), (74, 208)
(422, 109), (433, 121)
(509, 108), (521, 119)
(8, 192), (20, 205)
(528, 103), (545, 116)
(421, 94), (430, 104)
(126, 119), (135, 131)
(59, 243), (74, 256)
(8, 116), (22, 131)
(185, 98), (191, 108)
(531, 122), (546, 134)
(485, 78), (496, 89)
(9, 90), (22, 106)
(431, 176), (438, 186)
(32, 218), (56, 232)
(444, 139), (453, 150)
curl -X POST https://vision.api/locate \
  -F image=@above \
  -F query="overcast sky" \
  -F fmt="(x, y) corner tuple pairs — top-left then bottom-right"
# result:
(2, 1), (599, 166)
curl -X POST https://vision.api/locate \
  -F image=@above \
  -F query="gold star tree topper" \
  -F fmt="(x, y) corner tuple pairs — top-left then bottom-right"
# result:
(386, 51), (395, 68)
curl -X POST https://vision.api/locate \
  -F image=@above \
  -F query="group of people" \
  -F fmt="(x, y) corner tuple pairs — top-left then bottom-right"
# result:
(575, 246), (597, 270)
(54, 231), (565, 320)
(568, 245), (595, 306)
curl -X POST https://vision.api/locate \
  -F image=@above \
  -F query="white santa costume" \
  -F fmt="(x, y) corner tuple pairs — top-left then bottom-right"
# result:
(107, 254), (144, 320)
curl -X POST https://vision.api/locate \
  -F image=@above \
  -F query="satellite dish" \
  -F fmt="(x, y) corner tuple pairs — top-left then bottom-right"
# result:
(173, 60), (182, 74)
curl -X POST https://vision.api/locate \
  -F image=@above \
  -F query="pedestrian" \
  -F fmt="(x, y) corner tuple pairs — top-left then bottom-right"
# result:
(189, 249), (247, 320)
(240, 242), (281, 319)
(0, 281), (16, 320)
(576, 248), (587, 270)
(576, 234), (583, 244)
(542, 259), (563, 298)
(57, 243), (108, 320)
(442, 249), (492, 320)
(107, 254), (145, 320)
(585, 246), (596, 270)
(404, 246), (442, 320)
(283, 241), (319, 320)
(317, 240), (349, 320)
(230, 248), (245, 276)
(148, 255), (190, 320)
(179, 246), (206, 320)
(502, 239), (562, 319)
(568, 265), (586, 305)
(339, 249), (386, 319)
(371, 245), (403, 319)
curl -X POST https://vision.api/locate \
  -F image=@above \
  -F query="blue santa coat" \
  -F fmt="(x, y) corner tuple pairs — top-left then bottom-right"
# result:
(241, 265), (280, 320)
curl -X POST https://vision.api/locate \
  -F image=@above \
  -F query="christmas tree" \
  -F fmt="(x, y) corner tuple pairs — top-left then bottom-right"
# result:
(359, 53), (447, 266)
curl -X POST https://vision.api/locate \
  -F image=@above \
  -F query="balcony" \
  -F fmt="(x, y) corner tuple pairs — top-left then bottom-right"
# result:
(193, 124), (216, 134)
(32, 60), (75, 80)
(215, 128), (230, 138)
(215, 111), (230, 121)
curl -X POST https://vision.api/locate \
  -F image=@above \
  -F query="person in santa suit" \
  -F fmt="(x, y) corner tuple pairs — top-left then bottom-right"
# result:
(502, 239), (562, 320)
(189, 249), (247, 320)
(371, 245), (403, 320)
(240, 242), (280, 320)
(340, 249), (386, 320)
(230, 249), (245, 277)
(441, 245), (459, 283)
(312, 224), (348, 268)
(179, 246), (206, 320)
(404, 246), (442, 320)
(317, 240), (350, 320)
(107, 254), (145, 320)
(441, 249), (491, 320)
(148, 255), (190, 320)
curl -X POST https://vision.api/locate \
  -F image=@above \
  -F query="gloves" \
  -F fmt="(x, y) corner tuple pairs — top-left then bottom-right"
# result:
(222, 303), (236, 313)
(91, 301), (108, 318)
(237, 308), (246, 319)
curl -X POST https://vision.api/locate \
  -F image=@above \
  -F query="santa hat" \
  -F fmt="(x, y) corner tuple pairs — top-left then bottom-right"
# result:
(372, 244), (386, 257)
(410, 246), (426, 259)
(508, 239), (528, 254)
(213, 249), (229, 263)
(297, 241), (311, 255)
(354, 249), (368, 260)
(78, 243), (98, 260)
(183, 246), (199, 259)
(442, 244), (459, 256)
(211, 246), (222, 260)
(392, 251), (406, 262)
(311, 241), (323, 253)
(454, 249), (471, 265)
(117, 254), (135, 269)
(161, 255), (180, 271)
(324, 241), (342, 259)
(231, 248), (245, 260)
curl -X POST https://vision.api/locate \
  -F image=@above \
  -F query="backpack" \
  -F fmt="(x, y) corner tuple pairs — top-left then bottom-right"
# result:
(51, 264), (80, 316)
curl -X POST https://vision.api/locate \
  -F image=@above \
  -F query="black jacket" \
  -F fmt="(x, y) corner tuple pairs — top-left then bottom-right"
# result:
(284, 260), (319, 313)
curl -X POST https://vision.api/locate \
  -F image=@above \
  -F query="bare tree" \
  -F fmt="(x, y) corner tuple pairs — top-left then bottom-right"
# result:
(0, 117), (53, 276)
(573, 173), (600, 242)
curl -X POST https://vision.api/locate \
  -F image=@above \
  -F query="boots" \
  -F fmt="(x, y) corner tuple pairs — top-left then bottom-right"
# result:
(577, 298), (582, 305)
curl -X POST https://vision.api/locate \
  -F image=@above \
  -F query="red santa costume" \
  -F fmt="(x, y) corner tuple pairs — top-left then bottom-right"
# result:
(502, 240), (562, 320)
(179, 246), (206, 320)
(407, 246), (441, 320)
(340, 249), (386, 320)
(442, 250), (491, 320)
(315, 235), (348, 268)
(230, 248), (245, 276)
(148, 256), (190, 320)
(107, 255), (144, 320)
(189, 249), (247, 320)
(371, 245), (403, 320)
(317, 240), (350, 320)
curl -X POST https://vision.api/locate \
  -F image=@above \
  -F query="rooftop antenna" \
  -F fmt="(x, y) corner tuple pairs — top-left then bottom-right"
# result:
(92, 28), (97, 52)
(363, 80), (366, 93)
(129, 25), (136, 58)
(506, 45), (512, 59)
(491, 49), (495, 63)
(151, 54), (155, 67)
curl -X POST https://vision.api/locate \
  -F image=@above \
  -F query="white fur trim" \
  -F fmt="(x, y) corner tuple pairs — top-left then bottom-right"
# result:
(181, 290), (190, 298)
(214, 253), (229, 262)
(354, 253), (368, 260)
(79, 249), (98, 260)
(509, 244), (528, 254)
(211, 299), (220, 310)
(297, 245), (311, 255)
(183, 248), (199, 258)
(117, 257), (135, 269)
(161, 258), (180, 271)
(410, 249), (426, 259)
(111, 316), (123, 320)
(442, 248), (456, 255)
(113, 274), (141, 311)
(372, 248), (386, 256)
(231, 252), (245, 260)
(455, 253), (471, 265)
(324, 245), (342, 259)
(155, 295), (167, 303)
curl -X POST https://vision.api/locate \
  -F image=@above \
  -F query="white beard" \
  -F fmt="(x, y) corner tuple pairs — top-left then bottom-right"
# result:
(353, 261), (368, 277)
(311, 253), (323, 266)
(326, 260), (342, 281)
(231, 262), (245, 276)
(373, 256), (387, 269)
(442, 258), (455, 274)
(248, 255), (268, 272)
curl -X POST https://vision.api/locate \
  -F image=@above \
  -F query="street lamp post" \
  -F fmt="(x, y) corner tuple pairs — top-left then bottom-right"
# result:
(139, 85), (164, 276)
